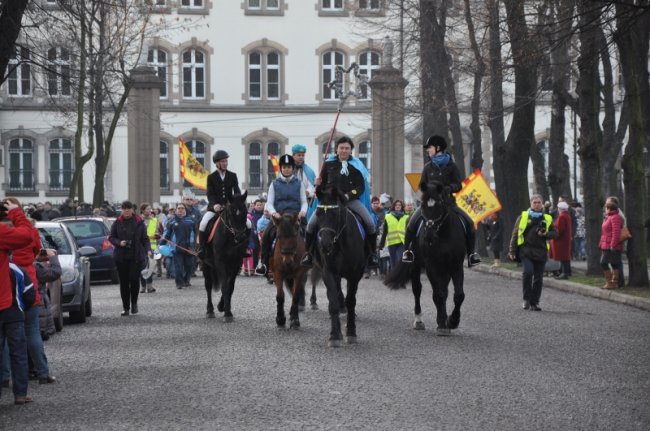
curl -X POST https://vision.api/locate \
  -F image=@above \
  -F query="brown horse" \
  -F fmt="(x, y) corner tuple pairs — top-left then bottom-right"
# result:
(270, 213), (308, 329)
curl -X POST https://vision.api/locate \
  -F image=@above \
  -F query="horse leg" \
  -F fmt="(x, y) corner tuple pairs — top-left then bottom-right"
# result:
(337, 287), (347, 316)
(204, 268), (215, 318)
(222, 273), (236, 323)
(447, 267), (465, 330)
(297, 277), (306, 312)
(429, 270), (451, 336)
(324, 272), (343, 347)
(412, 265), (425, 330)
(289, 275), (303, 330)
(309, 268), (319, 310)
(345, 278), (359, 343)
(275, 274), (286, 327)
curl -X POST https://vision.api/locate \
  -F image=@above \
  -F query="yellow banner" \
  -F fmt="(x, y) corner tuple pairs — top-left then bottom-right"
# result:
(455, 170), (502, 228)
(179, 137), (208, 190)
(269, 154), (280, 178)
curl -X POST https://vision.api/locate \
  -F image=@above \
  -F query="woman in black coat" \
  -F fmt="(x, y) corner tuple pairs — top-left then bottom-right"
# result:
(109, 201), (151, 316)
(485, 212), (504, 267)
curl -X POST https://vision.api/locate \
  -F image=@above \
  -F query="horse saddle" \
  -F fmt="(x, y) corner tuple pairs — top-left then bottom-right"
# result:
(348, 209), (366, 240)
(206, 215), (221, 244)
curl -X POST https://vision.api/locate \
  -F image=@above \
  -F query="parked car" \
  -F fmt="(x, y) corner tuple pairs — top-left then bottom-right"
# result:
(54, 216), (118, 283)
(35, 221), (95, 324)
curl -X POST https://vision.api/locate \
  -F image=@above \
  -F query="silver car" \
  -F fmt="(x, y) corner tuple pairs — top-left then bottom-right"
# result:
(36, 221), (95, 324)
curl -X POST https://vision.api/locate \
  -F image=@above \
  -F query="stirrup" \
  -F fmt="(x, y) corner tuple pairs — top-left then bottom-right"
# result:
(468, 252), (481, 267)
(367, 255), (379, 269)
(254, 263), (267, 276)
(402, 250), (414, 263)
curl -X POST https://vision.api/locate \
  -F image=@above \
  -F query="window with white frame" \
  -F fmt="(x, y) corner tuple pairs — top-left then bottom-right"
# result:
(357, 140), (371, 174)
(321, 140), (337, 162)
(9, 138), (35, 191)
(245, 0), (282, 14)
(148, 48), (168, 99)
(160, 141), (170, 191)
(358, 50), (380, 99)
(7, 47), (31, 96)
(247, 140), (282, 191)
(247, 50), (282, 102)
(47, 47), (71, 97)
(322, 0), (343, 11)
(49, 138), (73, 191)
(182, 140), (206, 188)
(181, 0), (203, 7)
(322, 50), (345, 101)
(182, 48), (205, 99)
(359, 0), (380, 9)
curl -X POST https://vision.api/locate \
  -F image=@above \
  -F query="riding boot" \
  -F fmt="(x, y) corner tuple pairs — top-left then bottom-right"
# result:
(196, 229), (208, 260)
(458, 208), (481, 267)
(366, 233), (379, 269)
(301, 231), (316, 268)
(401, 209), (421, 263)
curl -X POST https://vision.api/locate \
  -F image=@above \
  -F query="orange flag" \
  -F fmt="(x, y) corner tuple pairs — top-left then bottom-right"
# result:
(179, 137), (209, 190)
(269, 153), (280, 178)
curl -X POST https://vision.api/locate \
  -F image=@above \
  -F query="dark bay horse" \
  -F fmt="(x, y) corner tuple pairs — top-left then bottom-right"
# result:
(313, 186), (367, 347)
(270, 213), (308, 329)
(203, 192), (250, 322)
(384, 184), (466, 335)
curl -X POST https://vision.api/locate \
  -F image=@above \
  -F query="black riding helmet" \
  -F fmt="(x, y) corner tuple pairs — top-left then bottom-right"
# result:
(279, 154), (295, 168)
(213, 150), (229, 163)
(423, 135), (447, 151)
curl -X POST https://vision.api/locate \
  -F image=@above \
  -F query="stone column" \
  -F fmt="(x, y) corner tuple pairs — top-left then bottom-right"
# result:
(368, 38), (409, 200)
(127, 66), (163, 205)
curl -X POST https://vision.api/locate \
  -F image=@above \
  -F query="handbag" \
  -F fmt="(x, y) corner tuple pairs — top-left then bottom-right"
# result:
(619, 226), (632, 243)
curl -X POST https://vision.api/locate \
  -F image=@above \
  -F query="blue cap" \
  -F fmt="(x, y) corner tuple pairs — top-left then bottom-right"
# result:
(291, 144), (307, 154)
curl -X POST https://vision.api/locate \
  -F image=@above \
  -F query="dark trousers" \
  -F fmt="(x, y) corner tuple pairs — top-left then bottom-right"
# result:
(560, 260), (572, 277)
(173, 253), (194, 287)
(521, 257), (546, 306)
(0, 320), (28, 397)
(116, 260), (141, 311)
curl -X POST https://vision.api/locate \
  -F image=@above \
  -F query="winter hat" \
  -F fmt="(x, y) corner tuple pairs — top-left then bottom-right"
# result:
(557, 201), (569, 211)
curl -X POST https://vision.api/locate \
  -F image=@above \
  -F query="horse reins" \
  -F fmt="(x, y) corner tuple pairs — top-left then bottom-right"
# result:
(316, 204), (347, 248)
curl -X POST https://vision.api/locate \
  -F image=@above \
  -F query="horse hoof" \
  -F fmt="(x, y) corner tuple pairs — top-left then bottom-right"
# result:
(206, 312), (216, 319)
(223, 315), (234, 323)
(276, 317), (286, 327)
(447, 317), (460, 330)
(436, 327), (451, 336)
(217, 303), (224, 313)
(310, 303), (318, 310)
(413, 321), (425, 330)
(345, 335), (357, 344)
(289, 319), (300, 330)
(327, 338), (342, 348)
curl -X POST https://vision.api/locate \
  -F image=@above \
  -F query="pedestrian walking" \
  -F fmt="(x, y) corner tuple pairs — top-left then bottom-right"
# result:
(161, 203), (196, 289)
(109, 201), (151, 316)
(550, 201), (573, 280)
(508, 194), (558, 311)
(599, 196), (624, 289)
(380, 199), (408, 271)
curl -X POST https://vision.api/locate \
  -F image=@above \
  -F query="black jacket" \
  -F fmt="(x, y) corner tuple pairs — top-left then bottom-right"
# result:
(320, 158), (365, 200)
(207, 170), (241, 210)
(109, 215), (150, 264)
(419, 157), (463, 194)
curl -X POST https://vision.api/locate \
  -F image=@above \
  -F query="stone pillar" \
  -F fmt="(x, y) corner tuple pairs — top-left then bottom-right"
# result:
(127, 66), (163, 205)
(368, 38), (408, 200)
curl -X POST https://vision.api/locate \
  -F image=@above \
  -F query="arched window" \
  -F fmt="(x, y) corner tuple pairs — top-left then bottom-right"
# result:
(9, 138), (34, 191)
(47, 47), (71, 96)
(358, 51), (380, 99)
(247, 49), (282, 102)
(266, 141), (280, 184)
(49, 138), (73, 191)
(358, 140), (371, 174)
(160, 141), (170, 191)
(8, 47), (31, 96)
(182, 48), (205, 99)
(321, 140), (337, 159)
(183, 140), (206, 188)
(322, 50), (345, 101)
(249, 142), (262, 189)
(148, 48), (168, 99)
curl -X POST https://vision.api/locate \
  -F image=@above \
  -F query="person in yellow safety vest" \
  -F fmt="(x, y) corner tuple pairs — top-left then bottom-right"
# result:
(507, 194), (557, 312)
(139, 203), (160, 293)
(379, 200), (409, 271)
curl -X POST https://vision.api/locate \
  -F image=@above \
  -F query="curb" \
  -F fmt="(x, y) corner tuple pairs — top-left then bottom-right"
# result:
(473, 264), (650, 312)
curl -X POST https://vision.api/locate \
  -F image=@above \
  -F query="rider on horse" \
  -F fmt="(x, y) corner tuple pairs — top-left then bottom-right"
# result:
(255, 154), (308, 276)
(196, 150), (250, 259)
(401, 135), (481, 267)
(301, 136), (380, 269)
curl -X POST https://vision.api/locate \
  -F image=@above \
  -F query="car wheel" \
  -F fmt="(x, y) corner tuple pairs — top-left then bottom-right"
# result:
(54, 307), (64, 332)
(85, 288), (92, 317)
(69, 296), (87, 324)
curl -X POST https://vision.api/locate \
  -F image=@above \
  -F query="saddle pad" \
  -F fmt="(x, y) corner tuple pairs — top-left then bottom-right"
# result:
(207, 217), (221, 244)
(351, 212), (366, 240)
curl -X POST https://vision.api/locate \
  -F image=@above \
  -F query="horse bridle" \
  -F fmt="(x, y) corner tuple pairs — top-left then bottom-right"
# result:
(421, 200), (449, 234)
(316, 204), (347, 252)
(220, 205), (248, 245)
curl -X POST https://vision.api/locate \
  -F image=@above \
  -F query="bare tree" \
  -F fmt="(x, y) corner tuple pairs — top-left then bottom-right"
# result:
(464, 0), (486, 172)
(0, 0), (29, 84)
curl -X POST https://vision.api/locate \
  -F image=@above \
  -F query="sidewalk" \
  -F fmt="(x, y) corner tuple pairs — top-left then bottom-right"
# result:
(473, 263), (650, 312)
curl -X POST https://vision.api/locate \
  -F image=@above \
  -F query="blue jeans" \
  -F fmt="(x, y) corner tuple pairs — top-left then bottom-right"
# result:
(25, 306), (50, 378)
(173, 253), (194, 287)
(0, 319), (29, 397)
(521, 257), (546, 306)
(165, 256), (175, 278)
(388, 244), (404, 271)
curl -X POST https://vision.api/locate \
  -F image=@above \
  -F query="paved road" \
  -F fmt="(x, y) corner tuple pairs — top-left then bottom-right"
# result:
(1, 270), (649, 430)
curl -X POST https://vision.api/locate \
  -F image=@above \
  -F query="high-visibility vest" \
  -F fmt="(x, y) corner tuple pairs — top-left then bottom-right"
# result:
(517, 211), (552, 250)
(146, 217), (158, 250)
(384, 213), (408, 246)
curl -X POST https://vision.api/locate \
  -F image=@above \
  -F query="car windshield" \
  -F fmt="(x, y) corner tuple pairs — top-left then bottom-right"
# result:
(38, 227), (73, 254)
(63, 220), (106, 239)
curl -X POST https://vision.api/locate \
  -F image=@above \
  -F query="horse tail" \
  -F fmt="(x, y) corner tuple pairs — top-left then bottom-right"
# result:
(383, 261), (412, 290)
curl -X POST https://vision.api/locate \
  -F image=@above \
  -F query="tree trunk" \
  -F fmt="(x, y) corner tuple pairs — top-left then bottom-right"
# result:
(530, 140), (549, 202)
(497, 0), (539, 241)
(615, 0), (650, 287)
(0, 0), (29, 84)
(464, 0), (485, 172)
(577, 0), (605, 276)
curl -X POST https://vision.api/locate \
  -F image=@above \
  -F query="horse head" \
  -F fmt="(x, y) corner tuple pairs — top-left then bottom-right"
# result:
(314, 185), (346, 256)
(273, 212), (301, 256)
(222, 190), (250, 246)
(420, 183), (449, 244)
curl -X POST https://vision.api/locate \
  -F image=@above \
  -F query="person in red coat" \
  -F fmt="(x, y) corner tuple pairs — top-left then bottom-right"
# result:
(549, 201), (573, 280)
(599, 197), (624, 289)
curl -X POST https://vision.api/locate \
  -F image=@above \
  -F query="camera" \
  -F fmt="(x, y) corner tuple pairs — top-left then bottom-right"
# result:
(536, 220), (547, 235)
(124, 240), (133, 248)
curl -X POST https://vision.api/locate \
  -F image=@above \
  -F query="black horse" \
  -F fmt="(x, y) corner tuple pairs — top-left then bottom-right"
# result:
(384, 183), (466, 335)
(313, 186), (367, 347)
(203, 192), (250, 322)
